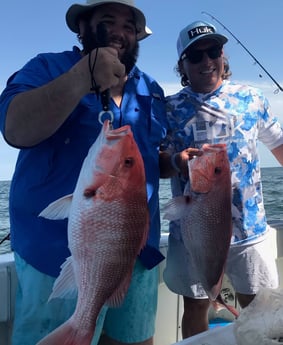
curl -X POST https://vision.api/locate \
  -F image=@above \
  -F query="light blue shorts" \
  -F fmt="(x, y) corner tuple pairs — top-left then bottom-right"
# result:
(163, 227), (279, 299)
(12, 253), (158, 345)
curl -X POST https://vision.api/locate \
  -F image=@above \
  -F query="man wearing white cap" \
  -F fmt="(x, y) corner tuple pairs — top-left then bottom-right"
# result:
(0, 1), (167, 344)
(160, 20), (283, 338)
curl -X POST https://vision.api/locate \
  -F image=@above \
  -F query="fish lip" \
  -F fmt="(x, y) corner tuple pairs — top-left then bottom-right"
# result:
(103, 120), (132, 139)
(202, 143), (227, 152)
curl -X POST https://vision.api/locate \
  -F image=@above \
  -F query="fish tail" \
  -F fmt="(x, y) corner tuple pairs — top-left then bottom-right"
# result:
(36, 321), (94, 345)
(212, 294), (240, 319)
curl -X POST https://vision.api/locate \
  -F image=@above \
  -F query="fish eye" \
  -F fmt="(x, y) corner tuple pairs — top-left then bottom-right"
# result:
(214, 167), (222, 175)
(124, 157), (134, 168)
(84, 188), (96, 198)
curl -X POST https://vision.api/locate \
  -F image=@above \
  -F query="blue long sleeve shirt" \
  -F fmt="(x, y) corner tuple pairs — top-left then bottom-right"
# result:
(0, 46), (167, 277)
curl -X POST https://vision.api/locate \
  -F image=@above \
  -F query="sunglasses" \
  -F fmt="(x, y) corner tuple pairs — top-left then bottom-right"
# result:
(181, 46), (222, 64)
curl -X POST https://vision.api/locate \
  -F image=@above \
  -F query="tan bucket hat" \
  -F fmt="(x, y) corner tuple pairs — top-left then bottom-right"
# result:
(66, 0), (152, 41)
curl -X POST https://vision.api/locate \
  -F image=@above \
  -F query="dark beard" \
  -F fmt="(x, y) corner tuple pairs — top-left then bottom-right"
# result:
(81, 22), (139, 74)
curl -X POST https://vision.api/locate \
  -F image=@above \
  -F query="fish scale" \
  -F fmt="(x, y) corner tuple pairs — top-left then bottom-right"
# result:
(164, 143), (232, 301)
(36, 120), (149, 345)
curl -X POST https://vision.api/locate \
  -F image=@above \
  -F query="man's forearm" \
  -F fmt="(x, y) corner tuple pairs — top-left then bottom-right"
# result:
(5, 69), (87, 147)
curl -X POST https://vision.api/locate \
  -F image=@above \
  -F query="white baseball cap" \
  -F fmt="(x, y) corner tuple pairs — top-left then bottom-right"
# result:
(177, 20), (228, 59)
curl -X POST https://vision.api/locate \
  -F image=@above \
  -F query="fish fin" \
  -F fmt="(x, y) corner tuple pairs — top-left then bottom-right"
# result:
(162, 196), (190, 221)
(48, 256), (77, 301)
(36, 320), (94, 345)
(39, 194), (73, 220)
(212, 294), (240, 319)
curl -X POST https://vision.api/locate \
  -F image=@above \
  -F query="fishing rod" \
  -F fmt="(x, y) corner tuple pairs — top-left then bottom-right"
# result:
(0, 233), (10, 246)
(202, 11), (283, 93)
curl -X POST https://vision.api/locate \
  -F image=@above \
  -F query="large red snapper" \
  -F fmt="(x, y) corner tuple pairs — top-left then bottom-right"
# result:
(36, 120), (149, 345)
(164, 143), (232, 301)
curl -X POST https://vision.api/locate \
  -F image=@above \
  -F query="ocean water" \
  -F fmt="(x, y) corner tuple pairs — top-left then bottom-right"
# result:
(0, 167), (282, 254)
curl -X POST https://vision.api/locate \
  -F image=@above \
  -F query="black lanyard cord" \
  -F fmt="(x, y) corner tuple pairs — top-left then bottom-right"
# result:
(88, 49), (101, 96)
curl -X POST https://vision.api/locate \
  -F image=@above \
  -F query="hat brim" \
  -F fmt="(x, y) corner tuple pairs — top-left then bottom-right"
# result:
(66, 1), (152, 41)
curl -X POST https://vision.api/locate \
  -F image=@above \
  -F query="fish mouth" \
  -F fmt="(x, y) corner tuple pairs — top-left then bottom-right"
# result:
(202, 143), (227, 152)
(103, 120), (132, 140)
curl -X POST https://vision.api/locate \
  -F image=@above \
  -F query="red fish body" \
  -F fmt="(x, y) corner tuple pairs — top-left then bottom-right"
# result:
(164, 143), (232, 301)
(37, 120), (149, 345)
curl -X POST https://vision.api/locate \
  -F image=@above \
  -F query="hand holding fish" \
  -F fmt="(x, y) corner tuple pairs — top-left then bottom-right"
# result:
(177, 147), (203, 176)
(160, 147), (202, 178)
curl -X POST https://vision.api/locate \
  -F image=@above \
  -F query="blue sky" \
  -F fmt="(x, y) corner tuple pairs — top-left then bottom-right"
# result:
(1, 0), (283, 180)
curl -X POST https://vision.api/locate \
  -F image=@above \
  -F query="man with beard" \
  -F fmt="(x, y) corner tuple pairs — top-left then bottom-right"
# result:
(0, 1), (167, 345)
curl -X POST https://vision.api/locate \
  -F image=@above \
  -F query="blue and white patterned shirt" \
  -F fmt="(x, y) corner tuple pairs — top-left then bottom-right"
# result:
(163, 80), (283, 245)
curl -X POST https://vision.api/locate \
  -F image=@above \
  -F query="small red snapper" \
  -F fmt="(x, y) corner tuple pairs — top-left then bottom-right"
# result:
(37, 120), (149, 345)
(164, 143), (232, 301)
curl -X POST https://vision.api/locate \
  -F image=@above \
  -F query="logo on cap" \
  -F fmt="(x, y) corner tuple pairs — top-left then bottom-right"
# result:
(188, 25), (215, 39)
